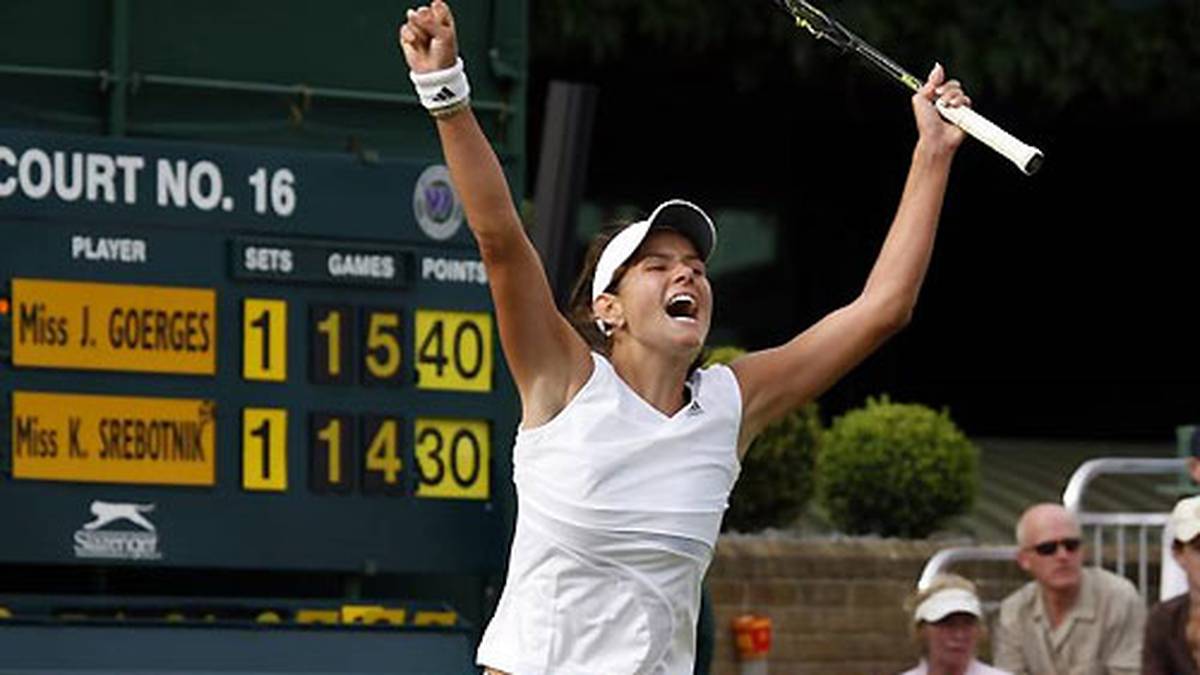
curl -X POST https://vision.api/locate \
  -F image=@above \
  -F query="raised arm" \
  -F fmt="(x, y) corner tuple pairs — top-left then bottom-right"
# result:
(400, 2), (591, 426)
(731, 64), (968, 454)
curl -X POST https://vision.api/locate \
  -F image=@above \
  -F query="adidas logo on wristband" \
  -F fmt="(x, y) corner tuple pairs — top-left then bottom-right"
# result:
(410, 57), (471, 114)
(431, 86), (458, 103)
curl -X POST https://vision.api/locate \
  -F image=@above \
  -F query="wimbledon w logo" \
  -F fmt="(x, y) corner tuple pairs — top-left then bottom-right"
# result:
(423, 183), (456, 222)
(413, 165), (463, 241)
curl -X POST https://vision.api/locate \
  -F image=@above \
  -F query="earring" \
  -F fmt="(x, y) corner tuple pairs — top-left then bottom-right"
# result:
(595, 318), (613, 337)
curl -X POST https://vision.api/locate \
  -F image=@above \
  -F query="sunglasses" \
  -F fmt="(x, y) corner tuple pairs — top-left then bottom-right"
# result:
(1029, 537), (1082, 556)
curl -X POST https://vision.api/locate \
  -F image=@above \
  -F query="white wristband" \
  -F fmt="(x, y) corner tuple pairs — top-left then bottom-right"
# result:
(409, 57), (471, 113)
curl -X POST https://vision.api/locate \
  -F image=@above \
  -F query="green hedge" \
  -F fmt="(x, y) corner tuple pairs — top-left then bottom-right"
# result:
(816, 396), (978, 538)
(705, 346), (821, 533)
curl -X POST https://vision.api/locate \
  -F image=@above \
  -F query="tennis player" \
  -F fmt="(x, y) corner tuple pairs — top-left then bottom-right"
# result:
(399, 2), (970, 673)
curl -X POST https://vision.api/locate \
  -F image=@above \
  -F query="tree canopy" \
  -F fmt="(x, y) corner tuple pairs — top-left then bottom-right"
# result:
(532, 0), (1200, 114)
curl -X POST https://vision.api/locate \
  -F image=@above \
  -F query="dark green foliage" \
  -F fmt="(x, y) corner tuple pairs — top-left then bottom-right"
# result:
(705, 346), (821, 533)
(532, 0), (1200, 113)
(835, 0), (1200, 113)
(816, 396), (978, 538)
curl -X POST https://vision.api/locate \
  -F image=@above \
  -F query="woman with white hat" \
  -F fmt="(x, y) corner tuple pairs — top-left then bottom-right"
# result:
(903, 574), (1010, 675)
(1144, 495), (1200, 675)
(399, 2), (971, 673)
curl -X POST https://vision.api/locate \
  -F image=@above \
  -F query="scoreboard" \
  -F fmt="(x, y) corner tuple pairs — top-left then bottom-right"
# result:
(0, 127), (517, 574)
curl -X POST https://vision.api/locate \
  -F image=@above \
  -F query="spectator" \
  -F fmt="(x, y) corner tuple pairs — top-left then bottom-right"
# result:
(1162, 427), (1200, 601)
(994, 503), (1145, 674)
(1144, 495), (1200, 675)
(1189, 427), (1200, 484)
(901, 574), (1010, 675)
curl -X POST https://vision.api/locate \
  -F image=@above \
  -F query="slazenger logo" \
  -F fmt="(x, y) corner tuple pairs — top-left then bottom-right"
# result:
(73, 500), (162, 560)
(412, 165), (464, 241)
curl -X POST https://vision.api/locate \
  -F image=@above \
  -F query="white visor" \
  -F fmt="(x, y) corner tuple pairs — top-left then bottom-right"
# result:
(914, 588), (982, 624)
(590, 199), (716, 302)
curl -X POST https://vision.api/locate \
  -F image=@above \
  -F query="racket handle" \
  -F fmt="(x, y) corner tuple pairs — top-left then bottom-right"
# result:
(935, 100), (1044, 175)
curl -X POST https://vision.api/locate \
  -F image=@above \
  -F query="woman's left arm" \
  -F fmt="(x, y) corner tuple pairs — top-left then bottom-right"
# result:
(731, 64), (969, 456)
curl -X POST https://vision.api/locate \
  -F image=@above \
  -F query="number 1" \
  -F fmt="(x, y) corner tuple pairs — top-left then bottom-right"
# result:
(250, 419), (271, 480)
(316, 311), (341, 376)
(243, 298), (287, 381)
(242, 408), (287, 491)
(250, 310), (271, 370)
(316, 418), (341, 484)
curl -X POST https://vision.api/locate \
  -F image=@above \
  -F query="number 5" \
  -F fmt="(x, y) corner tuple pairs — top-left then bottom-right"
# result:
(363, 309), (402, 384)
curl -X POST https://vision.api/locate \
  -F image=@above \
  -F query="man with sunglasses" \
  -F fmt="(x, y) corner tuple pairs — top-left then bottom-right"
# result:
(994, 503), (1146, 674)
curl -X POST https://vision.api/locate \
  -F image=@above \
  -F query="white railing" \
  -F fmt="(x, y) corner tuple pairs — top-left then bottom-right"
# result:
(1062, 457), (1186, 511)
(917, 545), (1018, 591)
(1064, 457), (1186, 599)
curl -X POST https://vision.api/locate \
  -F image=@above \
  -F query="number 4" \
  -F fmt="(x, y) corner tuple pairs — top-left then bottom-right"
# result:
(361, 416), (404, 494)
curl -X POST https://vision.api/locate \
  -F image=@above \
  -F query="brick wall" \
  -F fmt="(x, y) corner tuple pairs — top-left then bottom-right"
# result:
(705, 536), (1028, 675)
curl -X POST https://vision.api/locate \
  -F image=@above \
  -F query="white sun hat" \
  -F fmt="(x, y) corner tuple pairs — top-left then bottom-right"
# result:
(590, 199), (717, 302)
(914, 587), (982, 624)
(1171, 495), (1200, 544)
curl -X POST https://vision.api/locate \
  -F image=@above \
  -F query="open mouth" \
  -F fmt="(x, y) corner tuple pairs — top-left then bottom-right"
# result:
(664, 293), (698, 322)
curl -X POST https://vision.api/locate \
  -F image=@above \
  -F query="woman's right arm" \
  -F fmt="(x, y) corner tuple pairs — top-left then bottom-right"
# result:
(400, 2), (591, 425)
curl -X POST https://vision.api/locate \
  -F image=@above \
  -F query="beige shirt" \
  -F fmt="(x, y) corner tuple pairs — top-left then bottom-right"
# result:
(994, 567), (1146, 675)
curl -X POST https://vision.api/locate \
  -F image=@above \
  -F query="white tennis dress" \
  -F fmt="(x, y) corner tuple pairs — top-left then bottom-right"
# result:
(477, 352), (743, 675)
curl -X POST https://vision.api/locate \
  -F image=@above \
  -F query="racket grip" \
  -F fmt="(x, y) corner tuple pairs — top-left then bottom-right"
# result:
(935, 100), (1044, 175)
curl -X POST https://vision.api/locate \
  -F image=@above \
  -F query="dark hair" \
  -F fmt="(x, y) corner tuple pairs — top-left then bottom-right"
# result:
(1173, 536), (1200, 552)
(566, 221), (633, 356)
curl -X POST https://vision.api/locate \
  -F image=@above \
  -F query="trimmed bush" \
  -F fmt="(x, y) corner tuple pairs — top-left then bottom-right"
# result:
(705, 346), (821, 533)
(816, 396), (978, 538)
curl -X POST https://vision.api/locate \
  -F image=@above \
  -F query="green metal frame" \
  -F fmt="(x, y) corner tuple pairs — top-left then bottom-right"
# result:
(0, 0), (527, 173)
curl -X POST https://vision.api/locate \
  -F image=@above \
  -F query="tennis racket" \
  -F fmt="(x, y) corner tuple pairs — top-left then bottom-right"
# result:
(770, 0), (1044, 175)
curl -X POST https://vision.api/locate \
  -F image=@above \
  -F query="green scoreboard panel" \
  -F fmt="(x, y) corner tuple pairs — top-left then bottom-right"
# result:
(0, 127), (517, 574)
